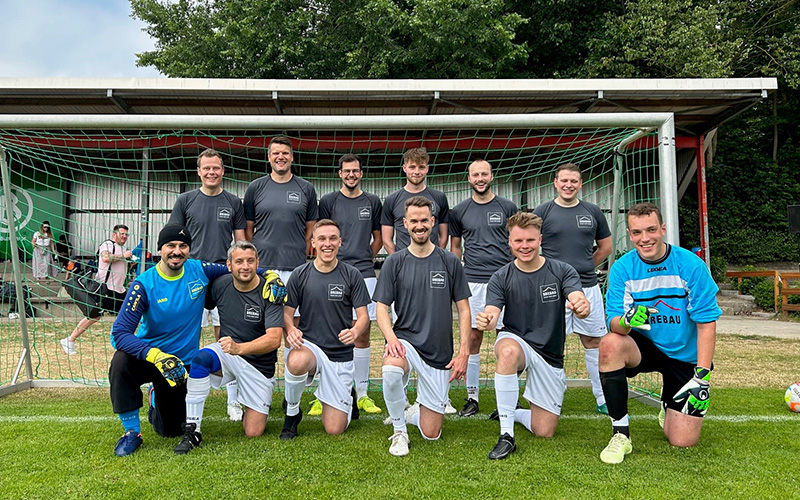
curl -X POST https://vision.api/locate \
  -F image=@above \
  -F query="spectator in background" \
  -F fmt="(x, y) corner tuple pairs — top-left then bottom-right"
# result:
(32, 221), (57, 282)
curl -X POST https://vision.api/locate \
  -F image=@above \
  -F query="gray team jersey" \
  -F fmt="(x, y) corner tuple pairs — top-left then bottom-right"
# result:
(533, 200), (611, 287)
(286, 261), (371, 362)
(486, 259), (582, 369)
(206, 274), (283, 378)
(449, 195), (517, 283)
(373, 247), (471, 369)
(380, 187), (450, 250)
(318, 191), (382, 278)
(168, 189), (246, 263)
(243, 175), (318, 270)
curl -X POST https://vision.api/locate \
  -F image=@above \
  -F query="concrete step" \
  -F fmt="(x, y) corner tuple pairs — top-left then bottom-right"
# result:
(717, 292), (760, 316)
(718, 289), (742, 296)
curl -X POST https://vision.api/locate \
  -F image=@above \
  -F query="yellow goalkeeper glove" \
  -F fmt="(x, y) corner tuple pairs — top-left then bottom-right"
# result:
(145, 347), (187, 387)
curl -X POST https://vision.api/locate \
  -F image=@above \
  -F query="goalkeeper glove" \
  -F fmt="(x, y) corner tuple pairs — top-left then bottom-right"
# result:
(619, 305), (659, 331)
(673, 366), (711, 417)
(145, 347), (187, 387)
(262, 270), (287, 304)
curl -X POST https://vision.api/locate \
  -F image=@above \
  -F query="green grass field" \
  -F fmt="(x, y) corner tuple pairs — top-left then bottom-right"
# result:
(1, 386), (798, 499)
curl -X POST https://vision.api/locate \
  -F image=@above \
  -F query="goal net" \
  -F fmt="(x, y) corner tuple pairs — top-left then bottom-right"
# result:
(0, 113), (675, 398)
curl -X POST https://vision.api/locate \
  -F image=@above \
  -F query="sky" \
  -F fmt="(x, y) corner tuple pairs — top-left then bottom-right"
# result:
(0, 0), (162, 78)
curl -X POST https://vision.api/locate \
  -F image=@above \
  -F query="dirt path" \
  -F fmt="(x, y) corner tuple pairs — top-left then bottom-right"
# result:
(717, 316), (800, 339)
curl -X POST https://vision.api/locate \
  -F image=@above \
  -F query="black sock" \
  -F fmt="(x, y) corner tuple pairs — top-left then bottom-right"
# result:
(599, 368), (629, 421)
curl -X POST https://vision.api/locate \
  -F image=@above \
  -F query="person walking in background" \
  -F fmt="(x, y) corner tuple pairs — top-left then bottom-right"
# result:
(32, 221), (57, 281)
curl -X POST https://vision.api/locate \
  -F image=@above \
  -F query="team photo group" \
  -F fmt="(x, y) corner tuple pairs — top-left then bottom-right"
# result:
(84, 136), (720, 464)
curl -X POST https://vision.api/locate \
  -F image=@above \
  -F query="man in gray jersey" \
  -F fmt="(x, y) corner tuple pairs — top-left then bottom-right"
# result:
(244, 136), (318, 288)
(173, 241), (284, 454)
(381, 148), (450, 254)
(449, 159), (517, 417)
(168, 149), (247, 420)
(319, 154), (384, 415)
(533, 163), (612, 415)
(476, 212), (589, 459)
(280, 219), (371, 439)
(374, 196), (471, 457)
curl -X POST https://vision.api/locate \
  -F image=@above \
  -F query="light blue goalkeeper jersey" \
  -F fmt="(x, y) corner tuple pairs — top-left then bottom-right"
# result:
(111, 260), (228, 363)
(605, 244), (721, 364)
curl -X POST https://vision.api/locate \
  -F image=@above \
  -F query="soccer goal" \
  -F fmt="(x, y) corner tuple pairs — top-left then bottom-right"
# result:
(0, 113), (677, 398)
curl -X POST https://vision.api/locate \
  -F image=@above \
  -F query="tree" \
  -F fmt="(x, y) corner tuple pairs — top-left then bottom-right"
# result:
(130, 0), (526, 79)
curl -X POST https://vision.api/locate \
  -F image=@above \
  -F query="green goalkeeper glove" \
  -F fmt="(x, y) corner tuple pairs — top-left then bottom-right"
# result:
(145, 347), (187, 387)
(619, 305), (659, 331)
(262, 270), (287, 304)
(673, 366), (711, 417)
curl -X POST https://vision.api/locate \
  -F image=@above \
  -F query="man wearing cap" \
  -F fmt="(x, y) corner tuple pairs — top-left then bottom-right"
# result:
(107, 224), (232, 457)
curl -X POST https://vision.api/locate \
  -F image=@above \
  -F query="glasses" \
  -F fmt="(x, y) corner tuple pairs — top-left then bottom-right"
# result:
(42, 226), (50, 229)
(341, 169), (362, 175)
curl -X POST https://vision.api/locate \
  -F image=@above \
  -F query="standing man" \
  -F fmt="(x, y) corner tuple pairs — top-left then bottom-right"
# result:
(61, 224), (132, 355)
(598, 203), (720, 464)
(174, 241), (285, 454)
(476, 212), (589, 460)
(244, 136), (318, 286)
(280, 220), (371, 439)
(319, 154), (384, 415)
(533, 163), (612, 414)
(107, 224), (230, 456)
(168, 148), (247, 421)
(449, 159), (517, 416)
(374, 196), (471, 457)
(381, 147), (450, 254)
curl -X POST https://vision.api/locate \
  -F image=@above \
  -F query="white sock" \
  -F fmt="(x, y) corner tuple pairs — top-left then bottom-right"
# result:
(585, 347), (605, 406)
(353, 347), (371, 400)
(514, 408), (533, 433)
(611, 414), (630, 428)
(226, 380), (238, 405)
(382, 365), (407, 433)
(409, 410), (420, 429)
(494, 373), (519, 437)
(466, 353), (480, 401)
(186, 376), (211, 432)
(283, 369), (307, 417)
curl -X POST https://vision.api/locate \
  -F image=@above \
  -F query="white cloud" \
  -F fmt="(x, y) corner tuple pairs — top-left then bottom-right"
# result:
(0, 0), (162, 77)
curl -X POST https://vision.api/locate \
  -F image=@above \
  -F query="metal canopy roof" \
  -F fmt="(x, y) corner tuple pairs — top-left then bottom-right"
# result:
(0, 77), (777, 136)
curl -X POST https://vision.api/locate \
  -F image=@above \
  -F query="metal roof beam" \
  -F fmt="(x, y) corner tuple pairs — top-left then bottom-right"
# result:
(106, 89), (131, 114)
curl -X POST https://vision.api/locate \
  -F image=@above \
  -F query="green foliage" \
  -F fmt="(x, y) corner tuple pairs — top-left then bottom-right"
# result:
(752, 279), (776, 309)
(735, 265), (766, 296)
(710, 255), (727, 283)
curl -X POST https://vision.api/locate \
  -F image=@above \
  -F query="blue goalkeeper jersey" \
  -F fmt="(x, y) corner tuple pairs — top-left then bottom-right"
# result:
(605, 244), (721, 364)
(111, 259), (229, 364)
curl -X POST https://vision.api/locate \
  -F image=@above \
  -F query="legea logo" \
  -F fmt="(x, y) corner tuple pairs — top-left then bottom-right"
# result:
(0, 187), (34, 234)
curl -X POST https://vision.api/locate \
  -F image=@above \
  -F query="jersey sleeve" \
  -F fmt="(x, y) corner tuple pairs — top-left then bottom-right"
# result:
(559, 261), (583, 296)
(605, 257), (629, 329)
(231, 194), (246, 231)
(436, 191), (450, 224)
(318, 193), (333, 220)
(285, 266), (303, 309)
(243, 182), (257, 221)
(371, 196), (383, 232)
(349, 268), (372, 309)
(202, 261), (230, 281)
(448, 206), (463, 237)
(685, 257), (722, 323)
(505, 198), (519, 217)
(205, 277), (220, 310)
(110, 280), (152, 359)
(485, 269), (506, 309)
(592, 204), (612, 240)
(380, 193), (395, 226)
(372, 255), (397, 305)
(167, 195), (186, 226)
(263, 301), (284, 329)
(449, 252), (471, 301)
(305, 183), (319, 221)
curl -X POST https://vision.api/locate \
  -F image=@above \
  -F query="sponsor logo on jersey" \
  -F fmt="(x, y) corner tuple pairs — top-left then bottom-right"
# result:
(647, 266), (667, 273)
(328, 284), (344, 301)
(217, 207), (232, 221)
(287, 191), (301, 204)
(654, 299), (681, 311)
(487, 212), (503, 226)
(430, 271), (446, 289)
(358, 206), (371, 220)
(157, 297), (168, 304)
(540, 283), (560, 303)
(244, 304), (261, 322)
(188, 279), (205, 300)
(576, 215), (594, 228)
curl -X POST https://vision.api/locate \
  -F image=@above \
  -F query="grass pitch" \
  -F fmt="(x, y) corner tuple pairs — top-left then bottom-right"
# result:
(1, 386), (798, 499)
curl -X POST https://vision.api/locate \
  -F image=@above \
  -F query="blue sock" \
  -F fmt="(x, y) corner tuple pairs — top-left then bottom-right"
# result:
(119, 409), (141, 434)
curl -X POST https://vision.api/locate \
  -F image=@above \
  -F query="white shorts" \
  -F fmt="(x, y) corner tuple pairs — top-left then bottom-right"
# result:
(204, 342), (276, 415)
(564, 284), (607, 337)
(352, 276), (377, 321)
(276, 269), (300, 317)
(287, 340), (354, 419)
(468, 282), (504, 330)
(495, 331), (566, 416)
(397, 339), (450, 415)
(201, 307), (220, 328)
